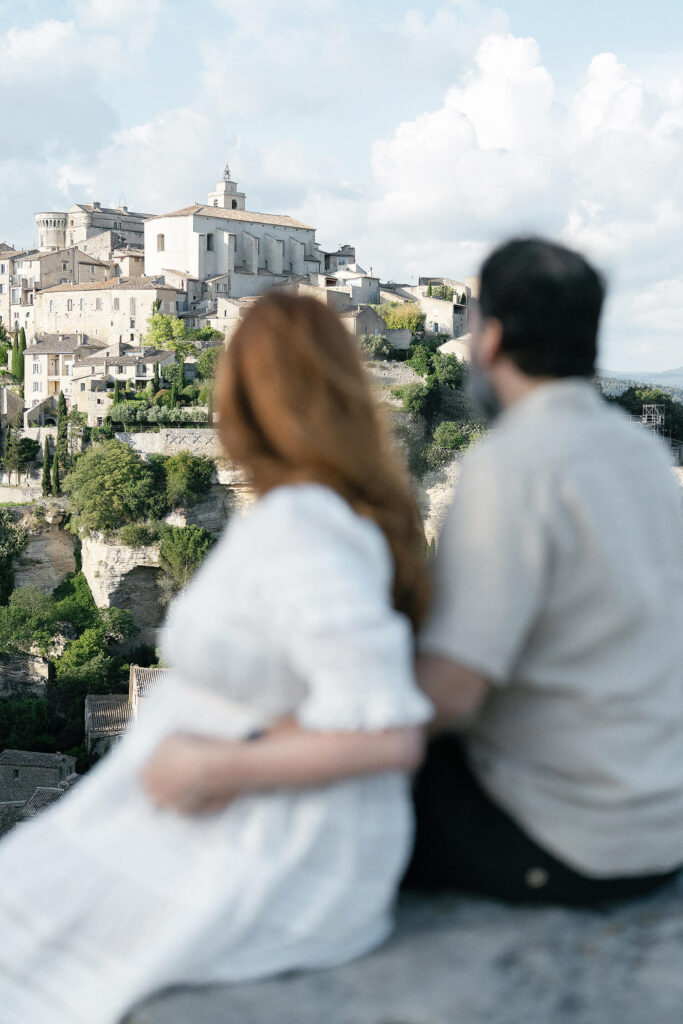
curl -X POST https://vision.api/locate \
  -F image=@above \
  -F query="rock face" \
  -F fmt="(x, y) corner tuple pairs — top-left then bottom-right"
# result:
(164, 484), (245, 534)
(12, 518), (77, 594)
(127, 884), (683, 1024)
(81, 536), (164, 646)
(0, 654), (50, 697)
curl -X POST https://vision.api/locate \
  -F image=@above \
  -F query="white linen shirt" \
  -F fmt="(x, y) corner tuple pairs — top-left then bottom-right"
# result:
(420, 379), (683, 877)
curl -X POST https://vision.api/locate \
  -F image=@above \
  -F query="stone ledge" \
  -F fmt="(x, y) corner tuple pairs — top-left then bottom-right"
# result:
(126, 880), (683, 1024)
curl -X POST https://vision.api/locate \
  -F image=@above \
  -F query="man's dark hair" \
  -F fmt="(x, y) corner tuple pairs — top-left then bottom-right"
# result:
(478, 237), (605, 378)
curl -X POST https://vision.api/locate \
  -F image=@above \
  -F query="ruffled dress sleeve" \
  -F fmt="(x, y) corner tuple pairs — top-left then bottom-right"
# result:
(257, 485), (433, 732)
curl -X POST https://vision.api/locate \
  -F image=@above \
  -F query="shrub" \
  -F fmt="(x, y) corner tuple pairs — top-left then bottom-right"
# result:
(406, 345), (434, 377)
(432, 421), (471, 450)
(158, 525), (215, 604)
(196, 346), (222, 380)
(379, 302), (426, 335)
(118, 523), (159, 548)
(164, 451), (214, 509)
(358, 334), (401, 361)
(432, 351), (465, 389)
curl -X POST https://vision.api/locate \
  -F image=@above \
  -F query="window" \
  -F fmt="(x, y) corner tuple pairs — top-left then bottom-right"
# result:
(11, 288), (20, 302)
(213, 199), (218, 206)
(67, 299), (73, 311)
(129, 298), (135, 315)
(95, 298), (102, 310)
(80, 382), (86, 392)
(80, 298), (85, 310)
(49, 300), (55, 312)
(62, 262), (67, 271)
(206, 233), (215, 252)
(0, 284), (5, 294)
(130, 319), (135, 329)
(117, 366), (123, 374)
(156, 234), (165, 252)
(139, 364), (147, 373)
(89, 266), (95, 274)
(231, 200), (238, 209)
(33, 382), (40, 392)
(70, 219), (74, 226)
(13, 769), (19, 779)
(130, 333), (135, 342)
(65, 365), (71, 375)
(113, 298), (119, 311)
(0, 263), (6, 273)
(33, 363), (39, 374)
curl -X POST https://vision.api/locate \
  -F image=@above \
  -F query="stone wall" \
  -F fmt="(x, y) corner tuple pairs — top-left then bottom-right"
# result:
(164, 484), (245, 534)
(115, 428), (250, 492)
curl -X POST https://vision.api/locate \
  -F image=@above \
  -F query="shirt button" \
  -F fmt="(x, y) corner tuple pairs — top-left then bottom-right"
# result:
(525, 867), (549, 889)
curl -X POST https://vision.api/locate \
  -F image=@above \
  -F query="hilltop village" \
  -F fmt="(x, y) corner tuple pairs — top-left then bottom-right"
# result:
(1, 166), (681, 832)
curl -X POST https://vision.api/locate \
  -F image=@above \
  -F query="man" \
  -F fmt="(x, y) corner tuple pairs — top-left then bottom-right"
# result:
(406, 237), (683, 904)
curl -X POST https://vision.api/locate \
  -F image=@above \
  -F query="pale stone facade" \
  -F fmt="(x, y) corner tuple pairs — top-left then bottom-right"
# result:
(35, 202), (153, 254)
(0, 750), (77, 803)
(144, 170), (325, 294)
(35, 278), (182, 346)
(24, 335), (107, 406)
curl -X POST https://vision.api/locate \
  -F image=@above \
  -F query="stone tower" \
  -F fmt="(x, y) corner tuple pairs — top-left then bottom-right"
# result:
(35, 212), (67, 251)
(207, 163), (246, 211)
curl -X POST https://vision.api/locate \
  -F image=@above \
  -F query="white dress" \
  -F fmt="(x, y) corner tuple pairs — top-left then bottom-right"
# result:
(0, 484), (432, 1024)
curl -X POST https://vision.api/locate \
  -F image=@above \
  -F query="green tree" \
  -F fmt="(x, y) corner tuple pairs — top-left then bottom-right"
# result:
(56, 392), (68, 467)
(379, 302), (426, 335)
(0, 510), (27, 604)
(158, 525), (215, 604)
(2, 432), (39, 484)
(432, 421), (471, 450)
(153, 360), (160, 391)
(10, 333), (21, 379)
(406, 345), (434, 377)
(169, 384), (178, 409)
(62, 440), (158, 533)
(426, 281), (433, 297)
(196, 346), (222, 381)
(609, 386), (683, 440)
(460, 292), (467, 305)
(113, 378), (121, 404)
(432, 351), (465, 390)
(41, 437), (52, 497)
(164, 452), (214, 508)
(52, 449), (61, 496)
(19, 326), (26, 359)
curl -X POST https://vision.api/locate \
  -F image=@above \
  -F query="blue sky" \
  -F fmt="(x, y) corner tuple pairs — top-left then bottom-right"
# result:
(1, 0), (683, 371)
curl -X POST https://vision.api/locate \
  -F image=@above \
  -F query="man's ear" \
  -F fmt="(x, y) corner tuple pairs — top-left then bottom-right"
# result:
(479, 317), (503, 368)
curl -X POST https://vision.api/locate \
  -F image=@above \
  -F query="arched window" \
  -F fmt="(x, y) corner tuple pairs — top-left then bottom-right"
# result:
(231, 200), (238, 209)
(206, 233), (215, 252)
(157, 233), (165, 252)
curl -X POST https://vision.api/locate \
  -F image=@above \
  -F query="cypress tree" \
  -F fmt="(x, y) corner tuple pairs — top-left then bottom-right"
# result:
(10, 334), (20, 379)
(41, 437), (52, 497)
(113, 378), (121, 404)
(56, 392), (68, 467)
(427, 281), (433, 297)
(170, 384), (177, 409)
(19, 327), (26, 355)
(153, 361), (159, 392)
(52, 449), (61, 496)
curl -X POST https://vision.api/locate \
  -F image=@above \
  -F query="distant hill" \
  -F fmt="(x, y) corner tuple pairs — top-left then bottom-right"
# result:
(598, 374), (683, 403)
(599, 366), (683, 390)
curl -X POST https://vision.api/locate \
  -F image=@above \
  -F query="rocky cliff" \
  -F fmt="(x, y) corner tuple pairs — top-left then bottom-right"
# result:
(12, 510), (76, 594)
(81, 536), (164, 646)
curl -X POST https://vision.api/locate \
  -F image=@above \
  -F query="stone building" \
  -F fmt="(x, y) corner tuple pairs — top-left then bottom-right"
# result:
(144, 167), (325, 296)
(34, 278), (183, 347)
(324, 244), (356, 273)
(85, 694), (133, 757)
(0, 749), (77, 802)
(3, 247), (109, 343)
(24, 334), (107, 407)
(35, 202), (154, 256)
(71, 347), (176, 425)
(0, 243), (19, 331)
(381, 280), (469, 339)
(129, 666), (174, 719)
(338, 305), (387, 338)
(0, 385), (23, 427)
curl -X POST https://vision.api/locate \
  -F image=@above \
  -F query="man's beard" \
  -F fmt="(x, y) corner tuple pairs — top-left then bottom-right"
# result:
(466, 358), (502, 423)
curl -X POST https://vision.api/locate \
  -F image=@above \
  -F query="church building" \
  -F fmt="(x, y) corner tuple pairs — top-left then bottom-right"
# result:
(143, 166), (325, 299)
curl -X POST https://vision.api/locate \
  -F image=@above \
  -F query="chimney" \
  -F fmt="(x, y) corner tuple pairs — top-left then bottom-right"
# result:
(119, 206), (128, 213)
(92, 201), (101, 210)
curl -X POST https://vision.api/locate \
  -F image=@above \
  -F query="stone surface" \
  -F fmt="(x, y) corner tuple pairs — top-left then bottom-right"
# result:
(12, 519), (77, 593)
(0, 653), (50, 697)
(163, 484), (243, 535)
(81, 535), (163, 645)
(127, 883), (683, 1024)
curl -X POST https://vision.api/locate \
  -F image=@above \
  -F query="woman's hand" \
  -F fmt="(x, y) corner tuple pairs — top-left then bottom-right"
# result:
(140, 733), (240, 815)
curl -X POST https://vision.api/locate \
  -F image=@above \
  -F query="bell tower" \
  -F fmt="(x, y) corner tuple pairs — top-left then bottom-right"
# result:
(207, 163), (246, 211)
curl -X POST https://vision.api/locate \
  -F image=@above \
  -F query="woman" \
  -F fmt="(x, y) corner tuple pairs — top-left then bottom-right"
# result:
(0, 293), (432, 1024)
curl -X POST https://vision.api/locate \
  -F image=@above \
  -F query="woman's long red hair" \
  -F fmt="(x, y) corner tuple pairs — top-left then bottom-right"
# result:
(215, 292), (430, 631)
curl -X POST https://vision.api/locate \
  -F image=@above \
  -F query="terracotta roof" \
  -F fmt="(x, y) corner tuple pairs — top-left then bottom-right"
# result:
(40, 276), (175, 294)
(85, 694), (133, 736)
(24, 335), (103, 355)
(75, 348), (173, 368)
(29, 247), (106, 265)
(131, 666), (175, 698)
(151, 204), (314, 231)
(0, 749), (75, 768)
(18, 788), (64, 820)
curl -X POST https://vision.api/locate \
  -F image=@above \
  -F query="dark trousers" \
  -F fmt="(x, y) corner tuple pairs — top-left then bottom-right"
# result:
(403, 734), (680, 906)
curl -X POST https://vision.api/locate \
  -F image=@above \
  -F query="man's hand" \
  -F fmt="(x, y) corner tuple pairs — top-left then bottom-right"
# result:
(140, 733), (240, 815)
(416, 654), (489, 734)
